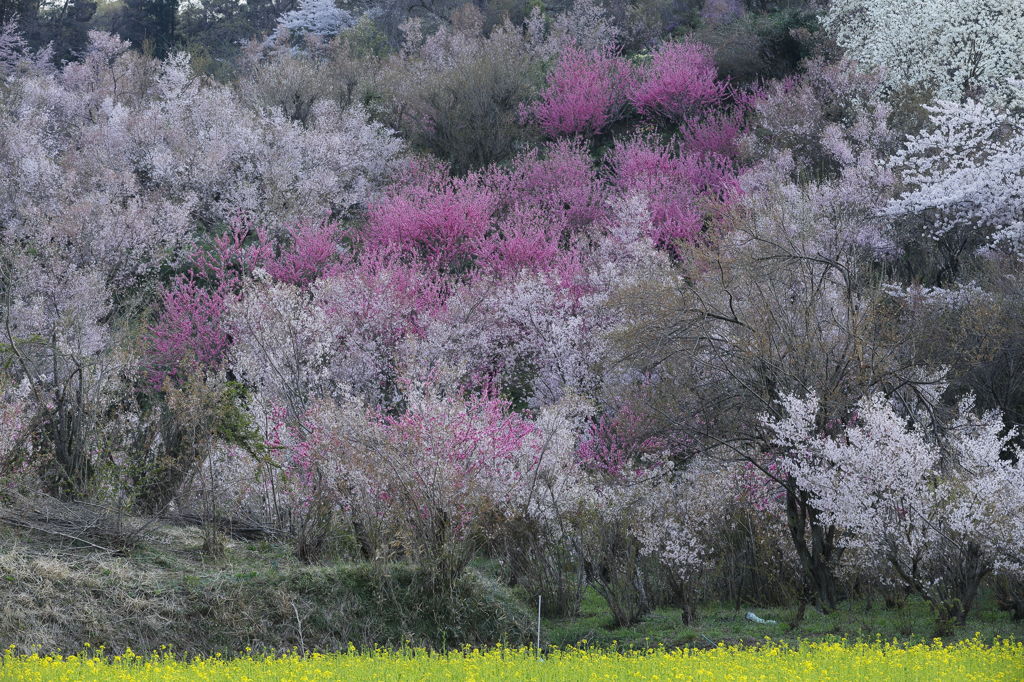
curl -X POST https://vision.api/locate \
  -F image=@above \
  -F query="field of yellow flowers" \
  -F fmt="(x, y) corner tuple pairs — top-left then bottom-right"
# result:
(0, 638), (1021, 681)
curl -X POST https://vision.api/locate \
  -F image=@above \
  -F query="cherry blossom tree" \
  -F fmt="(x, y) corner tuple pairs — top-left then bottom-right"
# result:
(268, 0), (357, 45)
(742, 57), (899, 184)
(887, 98), (1024, 280)
(766, 391), (1024, 631)
(636, 461), (737, 624)
(0, 31), (401, 500)
(525, 0), (621, 60)
(822, 0), (1024, 105)
(0, 19), (51, 79)
(0, 253), (130, 497)
(364, 382), (543, 584)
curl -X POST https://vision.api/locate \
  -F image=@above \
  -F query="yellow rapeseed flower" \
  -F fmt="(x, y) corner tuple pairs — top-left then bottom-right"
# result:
(0, 637), (1020, 681)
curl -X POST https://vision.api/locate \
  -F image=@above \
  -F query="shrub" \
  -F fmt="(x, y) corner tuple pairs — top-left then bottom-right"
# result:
(377, 18), (543, 171)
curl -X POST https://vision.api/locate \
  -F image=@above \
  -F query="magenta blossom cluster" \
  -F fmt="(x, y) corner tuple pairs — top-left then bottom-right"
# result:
(526, 39), (737, 139)
(629, 41), (728, 120)
(523, 47), (636, 138)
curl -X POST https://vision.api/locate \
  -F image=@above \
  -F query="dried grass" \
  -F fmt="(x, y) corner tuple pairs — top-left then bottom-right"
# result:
(0, 509), (531, 655)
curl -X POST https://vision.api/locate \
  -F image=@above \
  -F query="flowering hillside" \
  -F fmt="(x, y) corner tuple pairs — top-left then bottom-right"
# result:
(0, 0), (1022, 660)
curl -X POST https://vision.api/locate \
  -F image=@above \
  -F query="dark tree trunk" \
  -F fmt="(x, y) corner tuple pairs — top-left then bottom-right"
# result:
(132, 409), (203, 515)
(950, 541), (988, 626)
(786, 481), (841, 612)
(44, 374), (92, 499)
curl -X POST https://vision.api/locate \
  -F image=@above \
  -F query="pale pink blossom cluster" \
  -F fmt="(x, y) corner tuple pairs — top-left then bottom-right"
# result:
(765, 391), (1024, 619)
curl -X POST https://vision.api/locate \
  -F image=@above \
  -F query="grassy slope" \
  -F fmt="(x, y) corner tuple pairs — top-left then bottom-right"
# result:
(1, 522), (1021, 655)
(0, 524), (531, 655)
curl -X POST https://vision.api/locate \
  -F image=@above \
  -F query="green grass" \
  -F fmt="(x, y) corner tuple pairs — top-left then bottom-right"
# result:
(0, 525), (532, 655)
(542, 588), (1024, 649)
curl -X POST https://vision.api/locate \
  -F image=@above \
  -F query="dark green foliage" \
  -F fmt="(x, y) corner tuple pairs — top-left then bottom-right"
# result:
(694, 9), (818, 83)
(115, 0), (179, 58)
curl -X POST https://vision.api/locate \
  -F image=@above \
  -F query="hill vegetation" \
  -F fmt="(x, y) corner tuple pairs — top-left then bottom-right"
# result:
(0, 0), (1022, 653)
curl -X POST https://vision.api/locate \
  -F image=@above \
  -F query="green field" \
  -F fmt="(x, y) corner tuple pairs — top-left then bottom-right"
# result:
(541, 587), (1024, 650)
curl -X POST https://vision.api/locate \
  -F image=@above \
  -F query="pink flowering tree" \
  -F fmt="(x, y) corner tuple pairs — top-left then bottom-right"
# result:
(445, 139), (606, 278)
(678, 108), (747, 159)
(609, 137), (738, 253)
(149, 215), (349, 387)
(258, 400), (365, 561)
(524, 46), (635, 138)
(629, 40), (728, 122)
(488, 138), (607, 236)
(363, 162), (497, 272)
(576, 405), (668, 478)
(256, 218), (349, 286)
(147, 218), (267, 386)
(149, 279), (233, 386)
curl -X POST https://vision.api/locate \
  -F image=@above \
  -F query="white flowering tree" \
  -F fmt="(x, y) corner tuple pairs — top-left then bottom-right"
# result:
(765, 391), (1024, 631)
(822, 0), (1024, 105)
(0, 19), (51, 79)
(268, 0), (357, 45)
(524, 0), (621, 60)
(0, 31), (401, 498)
(887, 98), (1024, 278)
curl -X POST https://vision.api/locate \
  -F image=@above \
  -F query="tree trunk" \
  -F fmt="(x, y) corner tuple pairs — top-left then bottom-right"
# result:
(951, 541), (988, 626)
(786, 482), (841, 612)
(132, 410), (203, 515)
(44, 382), (92, 499)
